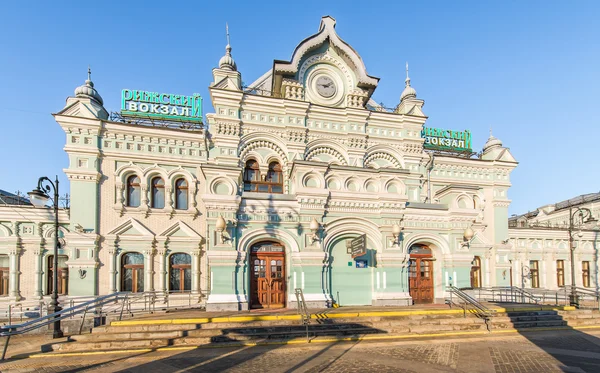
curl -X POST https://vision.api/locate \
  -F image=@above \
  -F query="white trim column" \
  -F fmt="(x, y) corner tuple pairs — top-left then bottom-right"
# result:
(33, 247), (43, 298)
(192, 250), (201, 295)
(108, 248), (117, 293)
(8, 248), (21, 300)
(143, 249), (155, 292)
(157, 249), (166, 294)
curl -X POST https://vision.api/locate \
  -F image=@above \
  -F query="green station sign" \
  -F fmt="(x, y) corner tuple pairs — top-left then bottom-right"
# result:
(421, 127), (472, 152)
(121, 89), (203, 122)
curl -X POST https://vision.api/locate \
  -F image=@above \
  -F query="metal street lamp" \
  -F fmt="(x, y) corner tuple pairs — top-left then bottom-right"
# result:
(28, 176), (63, 338)
(568, 206), (597, 307)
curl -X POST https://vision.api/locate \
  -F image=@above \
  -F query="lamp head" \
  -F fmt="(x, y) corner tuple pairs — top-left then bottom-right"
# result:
(215, 215), (226, 232)
(463, 226), (474, 241)
(28, 187), (49, 208)
(392, 224), (402, 236)
(310, 217), (320, 232)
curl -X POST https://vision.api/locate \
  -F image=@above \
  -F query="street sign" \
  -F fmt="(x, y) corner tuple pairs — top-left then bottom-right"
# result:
(350, 234), (367, 258)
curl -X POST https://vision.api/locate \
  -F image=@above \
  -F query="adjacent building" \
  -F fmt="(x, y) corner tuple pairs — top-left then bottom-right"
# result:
(0, 16), (597, 311)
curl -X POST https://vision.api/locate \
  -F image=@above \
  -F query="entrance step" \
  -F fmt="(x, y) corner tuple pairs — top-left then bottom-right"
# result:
(36, 307), (600, 355)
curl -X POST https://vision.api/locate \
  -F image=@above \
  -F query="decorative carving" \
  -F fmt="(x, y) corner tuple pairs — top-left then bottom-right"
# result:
(346, 89), (369, 108)
(282, 79), (304, 100)
(305, 146), (348, 165)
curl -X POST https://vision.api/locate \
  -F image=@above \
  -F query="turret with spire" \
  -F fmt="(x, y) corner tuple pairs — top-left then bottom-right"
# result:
(211, 23), (242, 90)
(400, 62), (417, 102)
(395, 62), (425, 115)
(60, 66), (108, 120)
(74, 67), (104, 106)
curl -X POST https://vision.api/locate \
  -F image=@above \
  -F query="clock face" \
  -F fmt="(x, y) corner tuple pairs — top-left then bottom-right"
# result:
(315, 76), (336, 98)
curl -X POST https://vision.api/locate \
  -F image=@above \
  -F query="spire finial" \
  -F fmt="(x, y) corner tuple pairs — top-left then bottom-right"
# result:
(226, 23), (230, 46)
(405, 62), (411, 87)
(489, 126), (493, 137)
(406, 62), (409, 80)
(87, 65), (91, 81)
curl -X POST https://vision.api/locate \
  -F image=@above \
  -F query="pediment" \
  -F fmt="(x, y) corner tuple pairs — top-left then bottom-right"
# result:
(270, 16), (379, 102)
(106, 218), (154, 238)
(157, 221), (202, 239)
(56, 98), (109, 120)
(497, 148), (517, 163)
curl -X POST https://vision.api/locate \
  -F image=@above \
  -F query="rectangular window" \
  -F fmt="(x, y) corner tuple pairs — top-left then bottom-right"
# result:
(557, 260), (565, 287)
(530, 260), (539, 288)
(582, 261), (590, 288)
(47, 255), (69, 295)
(0, 255), (9, 296)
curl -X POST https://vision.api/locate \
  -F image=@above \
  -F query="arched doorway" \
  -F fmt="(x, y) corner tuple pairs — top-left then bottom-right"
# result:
(250, 241), (286, 309)
(470, 256), (482, 288)
(408, 244), (434, 304)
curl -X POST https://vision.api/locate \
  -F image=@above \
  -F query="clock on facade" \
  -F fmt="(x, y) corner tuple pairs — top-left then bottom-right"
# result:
(315, 75), (336, 98)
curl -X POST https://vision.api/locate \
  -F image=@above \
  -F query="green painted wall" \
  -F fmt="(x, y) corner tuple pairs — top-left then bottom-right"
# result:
(329, 239), (373, 306)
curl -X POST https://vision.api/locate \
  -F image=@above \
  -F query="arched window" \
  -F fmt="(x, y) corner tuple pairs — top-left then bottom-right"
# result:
(126, 175), (141, 207)
(243, 160), (260, 192)
(169, 253), (191, 292)
(175, 178), (188, 210)
(266, 162), (283, 193)
(470, 256), (482, 288)
(121, 252), (144, 293)
(47, 255), (68, 295)
(151, 177), (165, 209)
(0, 255), (8, 296)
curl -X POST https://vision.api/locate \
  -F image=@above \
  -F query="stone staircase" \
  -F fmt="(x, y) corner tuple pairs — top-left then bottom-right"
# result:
(39, 308), (600, 354)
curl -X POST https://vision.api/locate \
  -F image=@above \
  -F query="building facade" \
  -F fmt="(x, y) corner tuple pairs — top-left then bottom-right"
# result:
(0, 16), (597, 310)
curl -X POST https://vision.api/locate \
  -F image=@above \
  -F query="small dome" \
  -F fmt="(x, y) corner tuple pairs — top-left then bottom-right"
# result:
(483, 134), (503, 153)
(219, 44), (237, 71)
(400, 82), (417, 101)
(74, 68), (103, 105)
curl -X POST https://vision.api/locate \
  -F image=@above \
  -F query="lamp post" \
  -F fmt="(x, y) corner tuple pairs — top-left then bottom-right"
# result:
(28, 176), (63, 338)
(568, 206), (597, 307)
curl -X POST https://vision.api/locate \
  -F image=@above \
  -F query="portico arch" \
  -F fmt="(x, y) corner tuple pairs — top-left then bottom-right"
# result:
(404, 234), (450, 304)
(239, 228), (301, 309)
(324, 217), (381, 306)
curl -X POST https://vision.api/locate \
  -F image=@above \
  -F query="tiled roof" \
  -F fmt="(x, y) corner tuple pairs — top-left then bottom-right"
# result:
(554, 192), (600, 211)
(0, 189), (32, 206)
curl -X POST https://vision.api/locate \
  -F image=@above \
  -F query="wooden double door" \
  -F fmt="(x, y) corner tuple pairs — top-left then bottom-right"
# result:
(250, 243), (286, 309)
(409, 256), (434, 304)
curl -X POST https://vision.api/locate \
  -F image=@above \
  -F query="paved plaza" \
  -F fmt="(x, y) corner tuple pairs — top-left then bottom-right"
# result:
(2, 329), (600, 372)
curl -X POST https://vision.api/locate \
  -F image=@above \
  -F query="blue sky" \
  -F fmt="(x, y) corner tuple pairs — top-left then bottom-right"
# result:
(0, 1), (598, 215)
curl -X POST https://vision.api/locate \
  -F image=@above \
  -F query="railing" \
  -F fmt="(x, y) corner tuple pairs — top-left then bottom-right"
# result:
(471, 287), (541, 304)
(0, 291), (204, 360)
(468, 286), (600, 309)
(446, 286), (494, 330)
(294, 288), (310, 342)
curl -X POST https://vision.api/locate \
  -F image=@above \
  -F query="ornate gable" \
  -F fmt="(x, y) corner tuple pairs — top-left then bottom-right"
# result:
(266, 16), (379, 108)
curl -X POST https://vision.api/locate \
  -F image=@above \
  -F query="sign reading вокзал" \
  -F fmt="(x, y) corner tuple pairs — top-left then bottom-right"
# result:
(422, 127), (472, 152)
(121, 89), (203, 122)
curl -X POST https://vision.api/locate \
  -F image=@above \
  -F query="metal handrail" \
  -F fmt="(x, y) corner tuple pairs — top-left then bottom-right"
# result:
(471, 286), (541, 304)
(0, 292), (132, 360)
(294, 288), (310, 341)
(447, 286), (494, 330)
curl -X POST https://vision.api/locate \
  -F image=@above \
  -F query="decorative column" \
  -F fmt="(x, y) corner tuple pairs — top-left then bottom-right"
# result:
(191, 249), (201, 295)
(156, 249), (166, 294)
(31, 246), (43, 298)
(143, 249), (155, 292)
(8, 247), (21, 300)
(484, 251), (492, 287)
(165, 186), (174, 214)
(108, 248), (117, 293)
(140, 184), (149, 214)
(114, 182), (125, 210)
